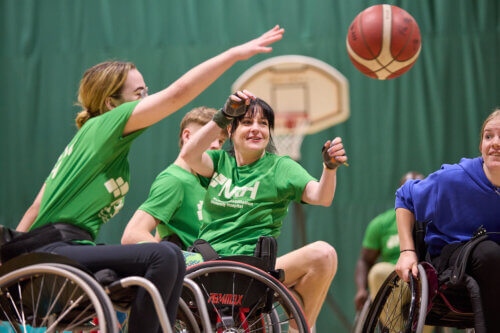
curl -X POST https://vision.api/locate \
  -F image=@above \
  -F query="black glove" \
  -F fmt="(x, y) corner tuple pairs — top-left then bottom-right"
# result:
(213, 94), (249, 129)
(322, 144), (342, 170)
(222, 94), (249, 117)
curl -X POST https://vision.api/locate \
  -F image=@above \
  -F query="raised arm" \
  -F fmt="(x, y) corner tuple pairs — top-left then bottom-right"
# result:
(123, 26), (284, 135)
(394, 207), (418, 282)
(179, 120), (221, 178)
(301, 138), (347, 206)
(17, 183), (46, 232)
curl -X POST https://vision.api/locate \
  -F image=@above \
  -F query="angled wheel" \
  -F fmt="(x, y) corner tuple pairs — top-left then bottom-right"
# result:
(0, 263), (116, 332)
(179, 260), (309, 332)
(352, 297), (371, 333)
(363, 264), (427, 333)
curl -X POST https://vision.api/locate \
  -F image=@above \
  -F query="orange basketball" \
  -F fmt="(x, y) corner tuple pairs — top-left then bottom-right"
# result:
(346, 4), (421, 80)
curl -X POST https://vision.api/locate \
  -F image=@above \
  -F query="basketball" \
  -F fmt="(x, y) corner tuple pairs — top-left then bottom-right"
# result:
(346, 4), (421, 80)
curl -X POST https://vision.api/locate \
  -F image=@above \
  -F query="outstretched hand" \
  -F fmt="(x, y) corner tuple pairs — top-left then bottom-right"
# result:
(232, 25), (285, 61)
(322, 137), (348, 169)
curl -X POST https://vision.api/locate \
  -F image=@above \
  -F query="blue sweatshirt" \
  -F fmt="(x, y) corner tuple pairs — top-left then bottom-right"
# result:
(395, 157), (500, 257)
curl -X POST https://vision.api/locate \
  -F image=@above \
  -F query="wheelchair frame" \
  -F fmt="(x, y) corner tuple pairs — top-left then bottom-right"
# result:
(361, 220), (483, 333)
(0, 253), (210, 333)
(176, 259), (310, 333)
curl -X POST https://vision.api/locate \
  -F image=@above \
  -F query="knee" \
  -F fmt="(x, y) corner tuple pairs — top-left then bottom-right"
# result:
(306, 241), (338, 277)
(470, 240), (500, 273)
(149, 242), (185, 276)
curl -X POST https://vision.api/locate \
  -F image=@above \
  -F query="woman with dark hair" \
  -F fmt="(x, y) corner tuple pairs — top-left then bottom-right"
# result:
(180, 90), (348, 329)
(10, 27), (284, 332)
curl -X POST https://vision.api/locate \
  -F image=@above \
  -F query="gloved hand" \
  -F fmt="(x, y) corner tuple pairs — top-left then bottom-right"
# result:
(322, 138), (348, 169)
(213, 90), (255, 128)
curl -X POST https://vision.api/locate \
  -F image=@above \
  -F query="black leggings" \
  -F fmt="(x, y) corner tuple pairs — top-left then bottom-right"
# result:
(436, 240), (500, 332)
(36, 241), (185, 332)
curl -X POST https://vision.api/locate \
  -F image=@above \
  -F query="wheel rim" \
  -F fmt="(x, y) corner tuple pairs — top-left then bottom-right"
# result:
(0, 264), (109, 333)
(180, 261), (308, 332)
(363, 271), (419, 333)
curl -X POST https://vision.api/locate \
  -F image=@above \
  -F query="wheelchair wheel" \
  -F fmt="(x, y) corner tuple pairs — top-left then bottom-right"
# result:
(352, 297), (371, 333)
(363, 265), (427, 333)
(180, 260), (309, 332)
(176, 298), (201, 333)
(0, 263), (115, 332)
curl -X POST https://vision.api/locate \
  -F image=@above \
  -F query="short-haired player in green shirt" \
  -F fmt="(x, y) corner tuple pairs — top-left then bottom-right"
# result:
(122, 107), (227, 263)
(181, 90), (348, 330)
(15, 26), (285, 332)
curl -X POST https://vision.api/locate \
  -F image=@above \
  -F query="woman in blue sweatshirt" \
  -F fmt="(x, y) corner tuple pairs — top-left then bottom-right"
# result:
(395, 108), (500, 331)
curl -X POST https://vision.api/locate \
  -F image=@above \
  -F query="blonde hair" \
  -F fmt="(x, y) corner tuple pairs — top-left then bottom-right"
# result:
(179, 107), (226, 148)
(479, 108), (500, 146)
(75, 61), (136, 129)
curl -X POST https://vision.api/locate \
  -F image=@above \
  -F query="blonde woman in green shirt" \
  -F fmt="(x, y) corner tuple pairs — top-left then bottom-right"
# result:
(13, 27), (284, 332)
(181, 91), (347, 329)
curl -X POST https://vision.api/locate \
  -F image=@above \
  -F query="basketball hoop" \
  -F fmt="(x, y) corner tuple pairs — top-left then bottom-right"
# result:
(273, 112), (309, 161)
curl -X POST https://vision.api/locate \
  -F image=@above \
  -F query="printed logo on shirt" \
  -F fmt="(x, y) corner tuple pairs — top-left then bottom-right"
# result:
(104, 177), (129, 198)
(98, 177), (129, 223)
(197, 200), (203, 221)
(386, 234), (400, 249)
(210, 172), (260, 199)
(98, 197), (125, 223)
(50, 143), (74, 179)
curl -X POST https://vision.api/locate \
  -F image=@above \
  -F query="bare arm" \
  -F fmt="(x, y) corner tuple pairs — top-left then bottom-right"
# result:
(121, 210), (160, 244)
(17, 183), (46, 232)
(394, 208), (418, 282)
(123, 26), (284, 135)
(301, 138), (347, 206)
(179, 120), (222, 178)
(354, 248), (379, 310)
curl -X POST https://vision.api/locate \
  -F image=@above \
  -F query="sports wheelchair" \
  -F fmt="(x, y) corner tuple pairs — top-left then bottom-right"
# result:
(175, 237), (310, 333)
(0, 252), (209, 333)
(362, 221), (487, 333)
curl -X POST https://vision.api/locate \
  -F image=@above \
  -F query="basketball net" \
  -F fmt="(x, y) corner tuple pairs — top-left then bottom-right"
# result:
(273, 113), (309, 161)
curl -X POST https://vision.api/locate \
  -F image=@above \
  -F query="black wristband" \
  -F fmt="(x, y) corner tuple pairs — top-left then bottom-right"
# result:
(400, 249), (416, 253)
(212, 109), (232, 129)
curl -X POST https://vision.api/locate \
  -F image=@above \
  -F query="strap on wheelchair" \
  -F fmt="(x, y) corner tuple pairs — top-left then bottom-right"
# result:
(187, 239), (221, 261)
(0, 223), (93, 264)
(449, 226), (488, 285)
(438, 226), (489, 333)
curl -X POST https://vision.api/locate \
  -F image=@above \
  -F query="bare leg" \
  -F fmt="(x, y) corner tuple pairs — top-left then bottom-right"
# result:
(276, 241), (337, 326)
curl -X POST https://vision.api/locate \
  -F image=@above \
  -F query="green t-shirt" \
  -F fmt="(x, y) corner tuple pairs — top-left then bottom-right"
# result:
(31, 101), (144, 240)
(198, 150), (316, 256)
(362, 208), (400, 264)
(139, 164), (205, 248)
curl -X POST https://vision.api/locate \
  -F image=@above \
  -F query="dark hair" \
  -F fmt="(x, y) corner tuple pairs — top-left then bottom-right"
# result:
(228, 98), (277, 154)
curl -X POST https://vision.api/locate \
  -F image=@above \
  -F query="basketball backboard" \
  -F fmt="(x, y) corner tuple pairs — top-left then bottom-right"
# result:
(232, 55), (350, 136)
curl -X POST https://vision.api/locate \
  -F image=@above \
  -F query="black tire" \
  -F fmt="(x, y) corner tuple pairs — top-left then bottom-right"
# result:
(363, 269), (423, 333)
(180, 260), (309, 332)
(0, 264), (115, 332)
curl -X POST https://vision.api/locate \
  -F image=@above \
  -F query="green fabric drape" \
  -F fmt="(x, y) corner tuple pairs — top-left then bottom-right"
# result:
(1, 1), (498, 331)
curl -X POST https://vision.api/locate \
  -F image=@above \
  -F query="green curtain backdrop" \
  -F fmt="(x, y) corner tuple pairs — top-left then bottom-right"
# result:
(1, 0), (498, 331)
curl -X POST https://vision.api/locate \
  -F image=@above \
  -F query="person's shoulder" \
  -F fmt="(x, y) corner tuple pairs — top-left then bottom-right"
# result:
(369, 209), (395, 226)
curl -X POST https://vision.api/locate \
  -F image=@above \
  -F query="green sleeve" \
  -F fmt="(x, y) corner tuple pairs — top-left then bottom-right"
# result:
(362, 215), (382, 250)
(275, 157), (316, 202)
(138, 173), (184, 224)
(198, 149), (224, 188)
